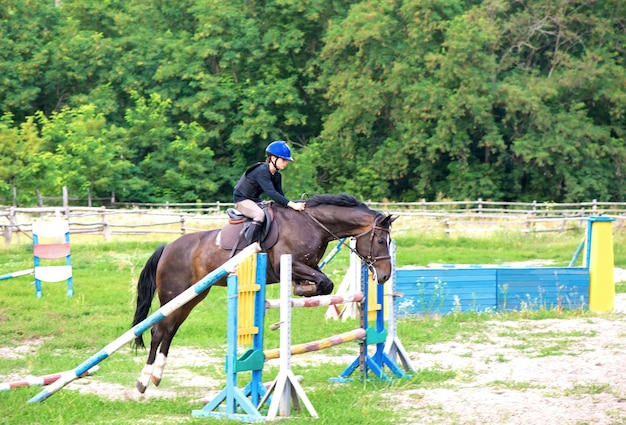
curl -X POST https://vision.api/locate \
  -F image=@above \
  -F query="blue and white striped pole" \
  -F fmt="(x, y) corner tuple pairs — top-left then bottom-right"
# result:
(28, 243), (261, 403)
(0, 268), (34, 281)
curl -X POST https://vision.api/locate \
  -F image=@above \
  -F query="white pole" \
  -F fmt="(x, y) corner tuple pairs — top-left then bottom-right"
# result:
(264, 255), (318, 421)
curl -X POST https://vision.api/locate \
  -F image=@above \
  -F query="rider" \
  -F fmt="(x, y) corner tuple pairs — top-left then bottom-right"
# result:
(233, 140), (306, 246)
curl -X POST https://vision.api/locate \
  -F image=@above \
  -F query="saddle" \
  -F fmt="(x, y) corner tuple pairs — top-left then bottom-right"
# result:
(218, 206), (279, 252)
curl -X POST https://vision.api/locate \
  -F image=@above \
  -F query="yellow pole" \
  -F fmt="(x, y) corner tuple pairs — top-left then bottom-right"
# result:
(586, 216), (615, 312)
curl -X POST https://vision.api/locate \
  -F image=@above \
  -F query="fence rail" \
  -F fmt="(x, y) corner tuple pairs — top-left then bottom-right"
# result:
(1, 199), (626, 246)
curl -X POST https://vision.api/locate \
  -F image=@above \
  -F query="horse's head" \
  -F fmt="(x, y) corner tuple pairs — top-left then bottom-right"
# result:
(354, 213), (397, 283)
(297, 194), (398, 290)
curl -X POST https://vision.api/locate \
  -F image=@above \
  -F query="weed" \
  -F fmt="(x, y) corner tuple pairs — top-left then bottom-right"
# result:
(563, 382), (611, 396)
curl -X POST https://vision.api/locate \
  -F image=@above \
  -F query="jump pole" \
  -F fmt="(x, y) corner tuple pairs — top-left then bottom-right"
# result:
(263, 328), (366, 360)
(28, 243), (261, 404)
(0, 268), (34, 281)
(265, 292), (364, 309)
(0, 366), (99, 392)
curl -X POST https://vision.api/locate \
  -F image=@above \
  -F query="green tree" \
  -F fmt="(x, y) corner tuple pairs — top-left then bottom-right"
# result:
(37, 105), (131, 205)
(492, 0), (626, 201)
(0, 113), (59, 205)
(123, 92), (217, 202)
(308, 0), (410, 199)
(0, 1), (60, 120)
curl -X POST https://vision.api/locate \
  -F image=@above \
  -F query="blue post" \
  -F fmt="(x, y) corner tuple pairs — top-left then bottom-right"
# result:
(318, 238), (347, 270)
(64, 229), (73, 297)
(192, 274), (265, 421)
(33, 233), (42, 298)
(334, 260), (406, 382)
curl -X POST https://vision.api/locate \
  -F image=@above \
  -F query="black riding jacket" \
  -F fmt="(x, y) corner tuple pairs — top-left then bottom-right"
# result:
(233, 162), (290, 207)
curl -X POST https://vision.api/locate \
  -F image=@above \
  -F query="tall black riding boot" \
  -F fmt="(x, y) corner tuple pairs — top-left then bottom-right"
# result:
(245, 221), (264, 246)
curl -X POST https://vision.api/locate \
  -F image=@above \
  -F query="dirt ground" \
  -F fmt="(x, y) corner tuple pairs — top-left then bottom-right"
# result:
(80, 296), (626, 424)
(391, 302), (626, 425)
(4, 290), (626, 424)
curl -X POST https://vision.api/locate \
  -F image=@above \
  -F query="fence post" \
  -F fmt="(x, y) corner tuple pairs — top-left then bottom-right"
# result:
(63, 186), (69, 217)
(3, 222), (10, 246)
(9, 207), (16, 245)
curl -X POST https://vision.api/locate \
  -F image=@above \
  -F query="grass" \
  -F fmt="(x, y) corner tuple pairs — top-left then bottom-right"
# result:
(1, 228), (625, 424)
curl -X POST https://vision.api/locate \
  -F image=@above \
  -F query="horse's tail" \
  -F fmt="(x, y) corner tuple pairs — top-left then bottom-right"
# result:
(131, 244), (166, 350)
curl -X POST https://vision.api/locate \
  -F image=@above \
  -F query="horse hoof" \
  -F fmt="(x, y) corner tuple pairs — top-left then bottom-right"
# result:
(293, 282), (318, 297)
(151, 376), (162, 387)
(135, 381), (147, 394)
(317, 281), (334, 296)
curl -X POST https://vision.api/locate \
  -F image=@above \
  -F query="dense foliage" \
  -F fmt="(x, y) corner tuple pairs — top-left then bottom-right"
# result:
(1, 0), (624, 205)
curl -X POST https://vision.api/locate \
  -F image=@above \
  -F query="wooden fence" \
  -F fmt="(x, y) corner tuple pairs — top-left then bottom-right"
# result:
(2, 198), (626, 246)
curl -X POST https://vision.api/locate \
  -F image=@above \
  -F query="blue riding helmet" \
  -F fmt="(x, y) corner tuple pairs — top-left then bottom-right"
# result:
(265, 141), (294, 161)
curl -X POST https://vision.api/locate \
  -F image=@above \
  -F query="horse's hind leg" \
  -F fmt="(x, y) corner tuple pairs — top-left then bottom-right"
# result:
(136, 323), (166, 394)
(150, 325), (186, 387)
(136, 307), (195, 392)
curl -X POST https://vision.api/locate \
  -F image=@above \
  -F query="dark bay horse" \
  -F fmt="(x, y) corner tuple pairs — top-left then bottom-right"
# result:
(130, 193), (396, 394)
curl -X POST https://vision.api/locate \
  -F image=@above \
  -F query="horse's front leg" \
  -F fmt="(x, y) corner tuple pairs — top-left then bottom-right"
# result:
(291, 264), (334, 296)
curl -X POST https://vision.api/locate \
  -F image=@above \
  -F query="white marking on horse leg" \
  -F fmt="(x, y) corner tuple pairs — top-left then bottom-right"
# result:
(151, 352), (167, 386)
(136, 364), (153, 393)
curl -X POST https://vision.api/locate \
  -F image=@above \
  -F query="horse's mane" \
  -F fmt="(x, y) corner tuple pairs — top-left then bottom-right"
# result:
(305, 194), (369, 210)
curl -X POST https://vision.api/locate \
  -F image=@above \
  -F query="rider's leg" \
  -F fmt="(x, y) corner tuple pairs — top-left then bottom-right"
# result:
(246, 221), (264, 245)
(234, 199), (265, 245)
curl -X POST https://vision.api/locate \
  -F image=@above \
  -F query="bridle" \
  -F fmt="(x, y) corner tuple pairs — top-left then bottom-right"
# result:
(303, 211), (391, 276)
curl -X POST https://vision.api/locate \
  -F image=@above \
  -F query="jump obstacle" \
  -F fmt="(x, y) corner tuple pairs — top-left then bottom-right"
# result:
(193, 248), (411, 422)
(32, 220), (73, 298)
(27, 243), (262, 403)
(1, 220), (73, 298)
(394, 216), (616, 316)
(321, 239), (414, 372)
(13, 216), (619, 418)
(0, 366), (99, 392)
(21, 236), (411, 420)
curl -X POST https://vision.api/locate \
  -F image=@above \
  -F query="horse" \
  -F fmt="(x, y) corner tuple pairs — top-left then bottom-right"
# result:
(130, 193), (397, 394)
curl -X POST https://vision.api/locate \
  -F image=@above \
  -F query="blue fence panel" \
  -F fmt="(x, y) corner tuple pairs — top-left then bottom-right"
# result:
(396, 266), (590, 316)
(496, 267), (589, 311)
(396, 268), (497, 315)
